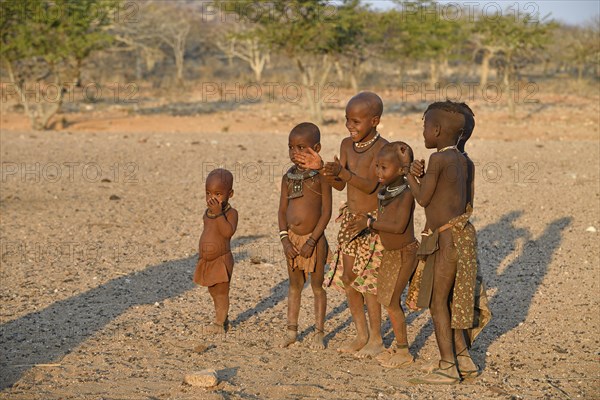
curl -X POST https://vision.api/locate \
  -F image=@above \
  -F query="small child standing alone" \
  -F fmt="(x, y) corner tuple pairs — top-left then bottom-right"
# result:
(193, 168), (238, 334)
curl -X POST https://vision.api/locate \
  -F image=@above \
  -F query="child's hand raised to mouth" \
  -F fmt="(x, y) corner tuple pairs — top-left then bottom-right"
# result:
(207, 197), (222, 214)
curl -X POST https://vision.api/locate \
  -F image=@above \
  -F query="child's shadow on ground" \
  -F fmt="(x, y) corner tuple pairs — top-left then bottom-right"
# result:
(229, 279), (289, 328)
(0, 235), (264, 390)
(0, 255), (198, 389)
(407, 211), (571, 371)
(475, 214), (572, 369)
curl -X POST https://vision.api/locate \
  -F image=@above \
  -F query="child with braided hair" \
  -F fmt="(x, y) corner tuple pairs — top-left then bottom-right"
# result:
(458, 102), (475, 207)
(401, 101), (491, 384)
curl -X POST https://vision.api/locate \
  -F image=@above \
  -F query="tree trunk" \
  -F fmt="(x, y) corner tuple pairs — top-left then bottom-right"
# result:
(334, 60), (344, 82)
(4, 60), (63, 130)
(396, 60), (405, 83)
(169, 27), (188, 88)
(253, 65), (262, 82)
(135, 52), (143, 80)
(315, 55), (333, 124)
(480, 50), (492, 87)
(39, 98), (63, 130)
(440, 56), (449, 79)
(175, 47), (184, 87)
(249, 43), (267, 82)
(349, 72), (358, 93)
(429, 59), (438, 86)
(504, 58), (515, 117)
(74, 58), (83, 87)
(577, 62), (584, 83)
(296, 55), (332, 124)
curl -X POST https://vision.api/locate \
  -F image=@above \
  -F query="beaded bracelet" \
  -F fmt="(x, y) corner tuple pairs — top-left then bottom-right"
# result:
(367, 216), (375, 229)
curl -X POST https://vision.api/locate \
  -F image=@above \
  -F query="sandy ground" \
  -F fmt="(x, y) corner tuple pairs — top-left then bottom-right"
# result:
(1, 93), (599, 399)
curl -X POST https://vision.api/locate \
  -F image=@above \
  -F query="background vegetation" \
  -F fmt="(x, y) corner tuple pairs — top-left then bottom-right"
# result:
(1, 0), (598, 129)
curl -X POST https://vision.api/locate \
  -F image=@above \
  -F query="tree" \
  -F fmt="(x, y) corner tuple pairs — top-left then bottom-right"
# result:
(370, 9), (409, 82)
(328, 0), (372, 92)
(565, 19), (600, 82)
(471, 8), (556, 115)
(1, 0), (117, 129)
(221, 0), (364, 123)
(392, 0), (469, 84)
(112, 1), (195, 87)
(214, 21), (270, 82)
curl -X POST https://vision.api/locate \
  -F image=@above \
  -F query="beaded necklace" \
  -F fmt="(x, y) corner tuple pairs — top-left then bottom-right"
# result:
(438, 145), (457, 153)
(287, 166), (319, 199)
(353, 132), (380, 153)
(377, 176), (408, 214)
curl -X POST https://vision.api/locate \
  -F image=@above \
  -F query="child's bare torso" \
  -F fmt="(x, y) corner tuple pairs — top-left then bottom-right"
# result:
(378, 192), (416, 250)
(426, 151), (468, 230)
(342, 137), (388, 213)
(199, 209), (234, 261)
(286, 174), (324, 235)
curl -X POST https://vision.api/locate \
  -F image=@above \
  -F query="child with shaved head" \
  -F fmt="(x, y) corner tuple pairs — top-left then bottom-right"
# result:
(278, 122), (332, 349)
(297, 92), (389, 358)
(400, 101), (491, 384)
(193, 168), (238, 334)
(347, 141), (419, 368)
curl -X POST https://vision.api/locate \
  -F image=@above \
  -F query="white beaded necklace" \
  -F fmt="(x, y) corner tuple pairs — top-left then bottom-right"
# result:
(438, 145), (457, 153)
(354, 132), (380, 149)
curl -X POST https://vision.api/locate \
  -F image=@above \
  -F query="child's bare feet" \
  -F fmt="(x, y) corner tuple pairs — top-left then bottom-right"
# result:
(380, 347), (413, 368)
(205, 322), (225, 334)
(337, 335), (368, 353)
(308, 329), (325, 350)
(279, 325), (298, 348)
(376, 342), (408, 363)
(375, 347), (394, 363)
(354, 339), (384, 359)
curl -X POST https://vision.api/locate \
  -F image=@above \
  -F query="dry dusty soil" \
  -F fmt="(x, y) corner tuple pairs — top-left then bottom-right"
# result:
(1, 91), (599, 399)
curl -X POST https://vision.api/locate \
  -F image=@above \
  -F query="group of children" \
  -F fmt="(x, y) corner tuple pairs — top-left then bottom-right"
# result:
(193, 92), (491, 385)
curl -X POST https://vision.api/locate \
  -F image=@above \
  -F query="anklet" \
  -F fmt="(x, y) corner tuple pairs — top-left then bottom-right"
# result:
(287, 324), (298, 331)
